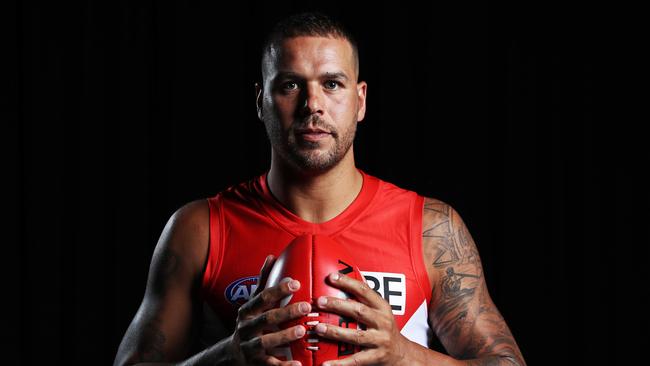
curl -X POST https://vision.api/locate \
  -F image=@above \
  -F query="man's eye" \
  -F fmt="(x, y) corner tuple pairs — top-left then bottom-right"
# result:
(282, 82), (298, 91)
(324, 81), (339, 89)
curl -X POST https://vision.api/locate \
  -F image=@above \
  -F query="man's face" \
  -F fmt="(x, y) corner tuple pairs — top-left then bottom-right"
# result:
(256, 36), (367, 172)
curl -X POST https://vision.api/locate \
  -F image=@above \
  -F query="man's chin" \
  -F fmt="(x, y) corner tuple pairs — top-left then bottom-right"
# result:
(289, 153), (339, 172)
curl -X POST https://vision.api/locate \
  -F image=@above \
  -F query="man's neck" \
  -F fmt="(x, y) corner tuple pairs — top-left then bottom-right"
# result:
(266, 153), (363, 224)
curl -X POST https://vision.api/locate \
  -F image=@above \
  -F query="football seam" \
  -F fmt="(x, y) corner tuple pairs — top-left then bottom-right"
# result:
(309, 235), (318, 365)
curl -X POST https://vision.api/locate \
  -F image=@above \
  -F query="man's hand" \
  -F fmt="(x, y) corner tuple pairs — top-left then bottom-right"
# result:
(312, 272), (414, 366)
(229, 255), (312, 366)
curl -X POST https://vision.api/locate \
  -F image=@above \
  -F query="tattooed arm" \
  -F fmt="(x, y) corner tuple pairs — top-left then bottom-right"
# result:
(422, 197), (526, 366)
(114, 200), (209, 365)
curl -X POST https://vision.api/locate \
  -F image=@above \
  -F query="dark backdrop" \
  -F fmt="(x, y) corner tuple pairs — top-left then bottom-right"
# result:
(9, 1), (647, 365)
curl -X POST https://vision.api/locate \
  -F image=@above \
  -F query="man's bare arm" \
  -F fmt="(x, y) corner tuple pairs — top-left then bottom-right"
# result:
(114, 200), (210, 365)
(422, 197), (526, 366)
(114, 200), (310, 366)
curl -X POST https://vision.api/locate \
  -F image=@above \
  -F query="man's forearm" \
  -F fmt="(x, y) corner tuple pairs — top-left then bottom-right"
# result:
(129, 336), (235, 366)
(402, 339), (526, 366)
(178, 335), (236, 366)
(461, 355), (525, 366)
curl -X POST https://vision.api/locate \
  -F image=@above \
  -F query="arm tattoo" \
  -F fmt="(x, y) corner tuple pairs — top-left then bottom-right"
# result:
(423, 198), (526, 366)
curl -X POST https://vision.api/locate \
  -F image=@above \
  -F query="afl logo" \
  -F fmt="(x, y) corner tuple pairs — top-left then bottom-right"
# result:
(224, 276), (259, 306)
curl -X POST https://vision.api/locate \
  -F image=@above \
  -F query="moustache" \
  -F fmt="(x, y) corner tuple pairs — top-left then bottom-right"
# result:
(295, 116), (337, 137)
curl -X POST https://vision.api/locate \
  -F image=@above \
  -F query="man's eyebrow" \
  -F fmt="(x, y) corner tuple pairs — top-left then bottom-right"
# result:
(321, 72), (349, 81)
(273, 71), (350, 81)
(274, 72), (301, 80)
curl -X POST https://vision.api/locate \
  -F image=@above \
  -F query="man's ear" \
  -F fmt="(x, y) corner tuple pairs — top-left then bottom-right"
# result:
(356, 81), (368, 122)
(255, 82), (263, 120)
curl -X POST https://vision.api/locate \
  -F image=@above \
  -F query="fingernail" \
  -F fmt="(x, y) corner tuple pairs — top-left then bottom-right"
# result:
(330, 272), (340, 281)
(299, 302), (310, 313)
(289, 280), (300, 291)
(291, 362), (302, 366)
(322, 362), (331, 366)
(295, 325), (306, 337)
(315, 323), (327, 334)
(317, 296), (328, 307)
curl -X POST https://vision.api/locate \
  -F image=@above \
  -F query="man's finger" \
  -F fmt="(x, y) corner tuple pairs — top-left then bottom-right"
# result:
(313, 323), (376, 347)
(320, 349), (377, 366)
(241, 325), (306, 352)
(239, 301), (312, 337)
(315, 295), (379, 328)
(239, 277), (300, 318)
(325, 272), (387, 309)
(252, 254), (276, 298)
(259, 354), (302, 366)
(278, 361), (302, 366)
(265, 301), (312, 326)
(262, 324), (307, 349)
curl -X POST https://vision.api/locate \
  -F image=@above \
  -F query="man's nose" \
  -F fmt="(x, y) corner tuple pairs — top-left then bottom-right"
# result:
(300, 83), (324, 116)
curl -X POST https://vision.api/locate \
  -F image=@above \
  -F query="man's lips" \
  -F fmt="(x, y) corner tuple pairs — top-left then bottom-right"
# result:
(296, 128), (331, 134)
(296, 128), (332, 142)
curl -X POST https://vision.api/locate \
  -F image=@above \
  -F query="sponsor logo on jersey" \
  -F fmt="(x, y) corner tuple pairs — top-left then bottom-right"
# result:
(224, 276), (259, 306)
(223, 271), (408, 315)
(361, 271), (406, 315)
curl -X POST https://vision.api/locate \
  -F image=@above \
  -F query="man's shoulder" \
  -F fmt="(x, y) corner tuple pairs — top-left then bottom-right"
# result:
(421, 196), (466, 227)
(172, 199), (209, 222)
(159, 199), (210, 273)
(422, 196), (453, 217)
(420, 196), (477, 266)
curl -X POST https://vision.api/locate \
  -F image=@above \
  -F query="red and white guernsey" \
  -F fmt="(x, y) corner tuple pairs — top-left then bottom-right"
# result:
(201, 168), (433, 347)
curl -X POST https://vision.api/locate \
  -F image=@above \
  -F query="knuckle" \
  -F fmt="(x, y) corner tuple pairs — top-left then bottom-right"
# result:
(354, 329), (366, 345)
(267, 328), (292, 349)
(359, 281), (371, 293)
(354, 303), (367, 318)
(240, 337), (256, 354)
(258, 312), (269, 326)
(270, 305), (295, 325)
(237, 318), (252, 336)
(284, 327), (298, 342)
(260, 289), (272, 304)
(237, 304), (248, 320)
(381, 299), (392, 311)
(290, 303), (304, 318)
(258, 334), (271, 350)
(378, 332), (391, 347)
(378, 350), (388, 363)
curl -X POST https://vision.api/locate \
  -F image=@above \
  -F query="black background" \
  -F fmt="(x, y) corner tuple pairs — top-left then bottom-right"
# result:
(8, 0), (648, 365)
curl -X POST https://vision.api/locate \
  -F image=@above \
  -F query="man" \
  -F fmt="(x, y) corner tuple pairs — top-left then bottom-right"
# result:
(114, 12), (526, 366)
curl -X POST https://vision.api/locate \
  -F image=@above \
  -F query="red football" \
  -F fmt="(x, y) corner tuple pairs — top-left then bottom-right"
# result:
(265, 234), (364, 366)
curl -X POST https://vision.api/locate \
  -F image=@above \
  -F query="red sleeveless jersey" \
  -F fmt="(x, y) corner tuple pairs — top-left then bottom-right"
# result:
(201, 169), (433, 347)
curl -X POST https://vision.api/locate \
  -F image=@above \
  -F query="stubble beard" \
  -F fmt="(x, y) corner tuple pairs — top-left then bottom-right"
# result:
(265, 115), (357, 172)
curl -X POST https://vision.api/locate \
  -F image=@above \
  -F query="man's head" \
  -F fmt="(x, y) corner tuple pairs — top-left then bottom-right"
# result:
(256, 12), (367, 173)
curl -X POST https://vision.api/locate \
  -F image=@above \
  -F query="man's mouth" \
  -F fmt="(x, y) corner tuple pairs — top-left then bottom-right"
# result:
(296, 128), (332, 142)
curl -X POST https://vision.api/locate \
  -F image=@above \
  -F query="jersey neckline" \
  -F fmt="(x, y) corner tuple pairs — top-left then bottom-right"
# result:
(254, 168), (380, 236)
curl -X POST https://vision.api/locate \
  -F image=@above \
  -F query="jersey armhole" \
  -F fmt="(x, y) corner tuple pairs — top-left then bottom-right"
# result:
(200, 195), (225, 301)
(409, 194), (432, 305)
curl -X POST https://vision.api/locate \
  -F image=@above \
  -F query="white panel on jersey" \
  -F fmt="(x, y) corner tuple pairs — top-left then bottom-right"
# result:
(399, 300), (432, 347)
(361, 271), (406, 315)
